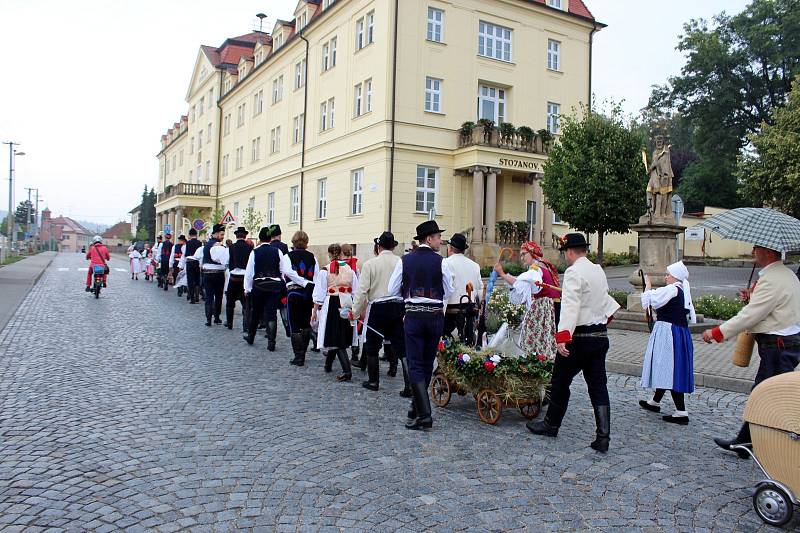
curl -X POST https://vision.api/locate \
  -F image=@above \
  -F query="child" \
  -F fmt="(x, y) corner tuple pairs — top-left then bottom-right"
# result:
(128, 246), (141, 280)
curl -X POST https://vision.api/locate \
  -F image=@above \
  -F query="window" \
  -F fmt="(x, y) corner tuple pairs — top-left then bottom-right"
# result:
(179, 149), (184, 166)
(235, 146), (244, 169)
(331, 37), (337, 67)
(526, 200), (537, 237)
(251, 137), (261, 161)
(367, 11), (375, 44)
(322, 43), (330, 71)
(293, 114), (305, 144)
(270, 126), (281, 154)
(425, 77), (442, 113)
(233, 202), (239, 219)
(199, 97), (205, 115)
(189, 170), (193, 181)
(547, 0), (563, 9)
(196, 164), (202, 180)
(416, 166), (438, 213)
(298, 11), (307, 30)
(189, 137), (194, 154)
(223, 114), (231, 135)
(208, 89), (214, 108)
(172, 155), (176, 171)
(356, 17), (365, 50)
(248, 196), (255, 211)
(289, 186), (299, 223)
(354, 83), (363, 117)
(267, 192), (275, 224)
(547, 102), (560, 134)
(320, 98), (335, 131)
(317, 178), (327, 219)
(553, 212), (564, 224)
(198, 130), (203, 149)
(351, 169), (363, 215)
(548, 39), (560, 71)
(197, 150), (202, 165)
(274, 32), (284, 49)
(478, 21), (512, 62)
(323, 0), (334, 8)
(254, 90), (264, 115)
(165, 159), (169, 176)
(191, 105), (196, 122)
(205, 160), (211, 182)
(272, 76), (284, 104)
(427, 7), (444, 42)
(295, 59), (306, 89)
(237, 103), (246, 127)
(207, 123), (212, 143)
(477, 85), (506, 123)
(225, 78), (232, 93)
(222, 154), (229, 176)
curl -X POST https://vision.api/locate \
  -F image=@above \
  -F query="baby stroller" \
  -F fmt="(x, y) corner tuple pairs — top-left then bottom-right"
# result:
(733, 372), (800, 527)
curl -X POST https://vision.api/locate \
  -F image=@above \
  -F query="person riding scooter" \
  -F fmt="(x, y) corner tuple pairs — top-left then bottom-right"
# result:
(85, 235), (110, 291)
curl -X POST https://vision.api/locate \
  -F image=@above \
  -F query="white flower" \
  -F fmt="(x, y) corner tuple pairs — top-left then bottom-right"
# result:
(490, 354), (501, 364)
(461, 353), (471, 363)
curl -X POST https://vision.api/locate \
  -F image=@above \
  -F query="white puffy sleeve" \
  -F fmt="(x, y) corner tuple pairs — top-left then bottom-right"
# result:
(641, 284), (679, 310)
(509, 268), (543, 307)
(312, 269), (328, 305)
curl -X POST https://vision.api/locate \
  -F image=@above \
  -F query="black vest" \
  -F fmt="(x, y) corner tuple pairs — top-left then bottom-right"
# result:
(229, 240), (252, 271)
(172, 243), (183, 264)
(202, 238), (220, 265)
(160, 240), (173, 260)
(254, 244), (281, 278)
(656, 287), (689, 327)
(401, 247), (444, 300)
(270, 239), (289, 255)
(288, 249), (316, 282)
(185, 238), (202, 258)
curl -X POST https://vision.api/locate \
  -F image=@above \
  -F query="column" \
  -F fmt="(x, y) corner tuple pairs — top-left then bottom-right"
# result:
(485, 168), (500, 243)
(470, 166), (486, 242)
(543, 205), (553, 249)
(176, 207), (184, 236)
(171, 209), (178, 236)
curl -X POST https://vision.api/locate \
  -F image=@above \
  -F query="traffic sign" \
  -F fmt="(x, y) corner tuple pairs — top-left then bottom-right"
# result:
(219, 210), (236, 225)
(685, 227), (705, 241)
(192, 219), (204, 231)
(163, 224), (172, 235)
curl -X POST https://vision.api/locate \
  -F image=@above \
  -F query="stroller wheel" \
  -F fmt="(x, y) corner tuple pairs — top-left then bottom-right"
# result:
(753, 483), (793, 527)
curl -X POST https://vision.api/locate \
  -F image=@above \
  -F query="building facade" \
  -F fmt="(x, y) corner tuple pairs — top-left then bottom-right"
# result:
(155, 0), (601, 261)
(40, 210), (92, 253)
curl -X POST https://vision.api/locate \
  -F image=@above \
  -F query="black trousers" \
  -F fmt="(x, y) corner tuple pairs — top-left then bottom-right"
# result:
(225, 274), (247, 329)
(248, 287), (281, 336)
(404, 310), (444, 384)
(286, 288), (313, 333)
(202, 271), (225, 319)
(443, 304), (476, 345)
(548, 325), (610, 426)
(365, 301), (405, 356)
(159, 261), (170, 285)
(186, 260), (201, 293)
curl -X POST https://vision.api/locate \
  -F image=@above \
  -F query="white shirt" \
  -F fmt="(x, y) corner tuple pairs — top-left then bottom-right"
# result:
(387, 245), (455, 304)
(443, 253), (484, 306)
(243, 244), (308, 293)
(509, 267), (544, 308)
(153, 243), (162, 261)
(758, 265), (800, 335)
(193, 240), (228, 271)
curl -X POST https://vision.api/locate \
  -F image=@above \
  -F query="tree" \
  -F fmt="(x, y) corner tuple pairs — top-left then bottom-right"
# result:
(240, 207), (264, 236)
(541, 104), (647, 264)
(14, 200), (34, 226)
(135, 227), (149, 242)
(738, 78), (800, 218)
(146, 188), (157, 240)
(646, 0), (800, 210)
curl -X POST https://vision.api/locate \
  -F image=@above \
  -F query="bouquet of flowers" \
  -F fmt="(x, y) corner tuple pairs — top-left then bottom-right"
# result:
(486, 286), (526, 330)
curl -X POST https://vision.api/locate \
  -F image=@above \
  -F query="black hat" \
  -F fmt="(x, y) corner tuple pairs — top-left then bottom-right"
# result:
(177, 234), (186, 241)
(258, 226), (271, 242)
(414, 220), (445, 241)
(558, 233), (589, 251)
(212, 223), (226, 234)
(156, 235), (162, 240)
(234, 226), (248, 237)
(445, 233), (468, 251)
(374, 231), (398, 250)
(165, 234), (172, 239)
(269, 224), (282, 237)
(188, 228), (198, 236)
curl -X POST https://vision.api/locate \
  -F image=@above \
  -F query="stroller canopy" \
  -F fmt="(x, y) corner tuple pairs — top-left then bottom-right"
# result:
(744, 372), (800, 434)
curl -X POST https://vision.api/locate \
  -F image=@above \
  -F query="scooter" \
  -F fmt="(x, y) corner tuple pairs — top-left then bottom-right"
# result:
(91, 265), (105, 299)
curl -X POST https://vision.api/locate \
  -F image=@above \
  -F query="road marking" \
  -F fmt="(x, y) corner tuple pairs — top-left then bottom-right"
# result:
(58, 267), (69, 271)
(114, 268), (127, 272)
(78, 268), (88, 272)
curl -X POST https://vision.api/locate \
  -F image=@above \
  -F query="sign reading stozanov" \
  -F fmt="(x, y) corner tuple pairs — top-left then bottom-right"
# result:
(498, 158), (543, 171)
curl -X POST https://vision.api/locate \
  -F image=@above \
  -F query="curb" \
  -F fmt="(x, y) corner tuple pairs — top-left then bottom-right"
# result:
(606, 361), (752, 394)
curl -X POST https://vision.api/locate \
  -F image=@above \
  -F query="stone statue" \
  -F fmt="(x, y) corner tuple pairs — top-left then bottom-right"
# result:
(644, 135), (674, 221)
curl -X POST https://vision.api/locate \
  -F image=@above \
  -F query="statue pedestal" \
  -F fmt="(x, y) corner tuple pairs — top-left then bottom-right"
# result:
(468, 242), (501, 268)
(626, 221), (684, 312)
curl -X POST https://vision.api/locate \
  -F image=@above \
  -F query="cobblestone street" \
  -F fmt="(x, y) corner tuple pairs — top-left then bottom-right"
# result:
(0, 253), (788, 531)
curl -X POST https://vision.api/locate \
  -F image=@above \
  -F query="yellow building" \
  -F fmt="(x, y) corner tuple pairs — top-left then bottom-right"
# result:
(155, 0), (602, 261)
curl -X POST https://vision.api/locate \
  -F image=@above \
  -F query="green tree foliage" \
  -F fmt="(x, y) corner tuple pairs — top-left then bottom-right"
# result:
(134, 186), (157, 241)
(14, 200), (34, 226)
(647, 0), (800, 212)
(738, 78), (800, 218)
(240, 207), (264, 236)
(541, 104), (647, 264)
(135, 227), (149, 242)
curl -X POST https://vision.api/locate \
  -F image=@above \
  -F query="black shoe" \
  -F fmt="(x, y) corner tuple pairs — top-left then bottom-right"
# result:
(289, 333), (305, 366)
(324, 351), (335, 373)
(526, 419), (559, 437)
(85, 286), (91, 292)
(590, 405), (610, 453)
(662, 415), (689, 425)
(214, 317), (222, 324)
(266, 321), (277, 352)
(243, 333), (254, 345)
(405, 381), (432, 430)
(336, 349), (352, 382)
(362, 351), (380, 391)
(225, 322), (233, 330)
(362, 381), (379, 391)
(639, 400), (661, 413)
(713, 437), (751, 459)
(205, 320), (212, 327)
(407, 401), (417, 420)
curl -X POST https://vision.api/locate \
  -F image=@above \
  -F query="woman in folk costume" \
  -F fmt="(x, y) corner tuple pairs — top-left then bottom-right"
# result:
(141, 244), (156, 281)
(312, 243), (359, 382)
(128, 245), (142, 280)
(639, 261), (696, 425)
(494, 241), (558, 359)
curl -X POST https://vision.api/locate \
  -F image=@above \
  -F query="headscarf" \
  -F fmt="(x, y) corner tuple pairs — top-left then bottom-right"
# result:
(667, 261), (696, 324)
(521, 241), (560, 288)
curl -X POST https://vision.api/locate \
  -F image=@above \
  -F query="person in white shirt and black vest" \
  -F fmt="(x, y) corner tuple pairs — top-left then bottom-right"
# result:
(168, 235), (186, 297)
(158, 234), (173, 291)
(528, 233), (620, 453)
(243, 227), (285, 350)
(225, 227), (252, 331)
(195, 224), (229, 327)
(182, 228), (203, 304)
(388, 221), (455, 430)
(442, 233), (483, 345)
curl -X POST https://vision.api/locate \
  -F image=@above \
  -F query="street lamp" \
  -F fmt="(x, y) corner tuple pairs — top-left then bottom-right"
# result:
(3, 142), (25, 246)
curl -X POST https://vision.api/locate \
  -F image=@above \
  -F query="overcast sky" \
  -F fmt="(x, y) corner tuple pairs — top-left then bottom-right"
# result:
(0, 0), (749, 224)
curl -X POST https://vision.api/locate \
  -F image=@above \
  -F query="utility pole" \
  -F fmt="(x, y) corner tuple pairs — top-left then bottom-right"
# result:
(24, 187), (33, 242)
(3, 141), (25, 248)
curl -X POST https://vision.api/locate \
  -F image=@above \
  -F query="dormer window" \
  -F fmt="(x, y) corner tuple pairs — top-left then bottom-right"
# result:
(297, 11), (307, 31)
(547, 0), (564, 9)
(200, 67), (208, 81)
(275, 32), (284, 49)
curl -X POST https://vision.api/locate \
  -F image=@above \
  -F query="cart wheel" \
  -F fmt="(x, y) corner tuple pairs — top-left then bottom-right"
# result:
(430, 374), (451, 407)
(476, 389), (502, 425)
(519, 400), (542, 420)
(753, 483), (794, 527)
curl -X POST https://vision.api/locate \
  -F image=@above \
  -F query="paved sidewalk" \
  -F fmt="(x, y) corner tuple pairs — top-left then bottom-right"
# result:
(0, 252), (56, 332)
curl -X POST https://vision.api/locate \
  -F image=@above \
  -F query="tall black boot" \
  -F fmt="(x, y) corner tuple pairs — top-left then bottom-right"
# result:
(290, 332), (305, 366)
(309, 329), (320, 352)
(398, 356), (412, 398)
(590, 405), (610, 453)
(336, 349), (352, 382)
(385, 344), (397, 377)
(351, 345), (361, 365)
(405, 382), (432, 430)
(362, 348), (380, 391)
(324, 351), (336, 373)
(266, 321), (277, 352)
(527, 400), (567, 437)
(225, 305), (234, 330)
(714, 422), (752, 459)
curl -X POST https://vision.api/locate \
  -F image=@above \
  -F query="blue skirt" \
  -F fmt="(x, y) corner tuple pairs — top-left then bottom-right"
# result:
(640, 321), (694, 393)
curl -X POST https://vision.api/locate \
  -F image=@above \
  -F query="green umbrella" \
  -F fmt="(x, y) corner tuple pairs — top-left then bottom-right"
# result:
(696, 208), (800, 252)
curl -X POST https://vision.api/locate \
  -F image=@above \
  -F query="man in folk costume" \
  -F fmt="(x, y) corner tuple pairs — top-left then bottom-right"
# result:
(528, 233), (620, 452)
(153, 235), (163, 287)
(351, 231), (410, 393)
(442, 233), (483, 345)
(268, 224), (291, 339)
(192, 224), (229, 327)
(388, 221), (455, 430)
(169, 235), (186, 297)
(285, 230), (316, 366)
(181, 228), (203, 304)
(225, 227), (252, 331)
(703, 245), (800, 458)
(638, 261), (696, 425)
(159, 234), (174, 292)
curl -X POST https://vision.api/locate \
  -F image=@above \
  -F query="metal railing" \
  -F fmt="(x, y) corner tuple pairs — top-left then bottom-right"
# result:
(458, 125), (551, 154)
(157, 183), (213, 202)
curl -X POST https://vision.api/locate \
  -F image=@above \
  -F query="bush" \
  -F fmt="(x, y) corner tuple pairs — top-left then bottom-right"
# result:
(693, 295), (744, 320)
(608, 290), (629, 308)
(588, 251), (639, 266)
(481, 262), (528, 278)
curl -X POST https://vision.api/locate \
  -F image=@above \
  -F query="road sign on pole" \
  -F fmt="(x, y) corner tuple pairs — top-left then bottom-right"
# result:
(192, 219), (204, 231)
(672, 194), (684, 224)
(219, 210), (236, 225)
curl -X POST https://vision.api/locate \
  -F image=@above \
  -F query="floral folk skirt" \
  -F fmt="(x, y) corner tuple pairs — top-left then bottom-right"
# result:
(519, 297), (557, 359)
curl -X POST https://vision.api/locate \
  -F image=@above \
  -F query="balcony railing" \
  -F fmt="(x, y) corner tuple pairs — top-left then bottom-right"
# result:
(458, 124), (552, 154)
(157, 183), (213, 203)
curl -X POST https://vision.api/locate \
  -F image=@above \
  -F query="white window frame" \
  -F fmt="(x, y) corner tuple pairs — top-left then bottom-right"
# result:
(478, 21), (513, 62)
(207, 123), (212, 143)
(270, 126), (281, 154)
(354, 82), (363, 117)
(251, 137), (261, 162)
(272, 76), (283, 104)
(189, 137), (194, 154)
(331, 37), (337, 66)
(222, 154), (229, 176)
(179, 150), (184, 166)
(197, 164), (202, 180)
(295, 59), (306, 89)
(415, 165), (439, 213)
(547, 39), (561, 71)
(205, 160), (211, 182)
(293, 114), (305, 144)
(233, 201), (239, 219)
(427, 7), (444, 43)
(367, 11), (375, 45)
(547, 102), (560, 134)
(350, 168), (364, 215)
(547, 0), (563, 9)
(320, 101), (328, 131)
(199, 97), (205, 115)
(267, 192), (275, 224)
(425, 77), (442, 113)
(365, 78), (373, 113)
(477, 85), (507, 124)
(248, 196), (255, 211)
(356, 17), (365, 50)
(317, 178), (328, 219)
(289, 185), (299, 223)
(254, 90), (263, 115)
(322, 42), (330, 71)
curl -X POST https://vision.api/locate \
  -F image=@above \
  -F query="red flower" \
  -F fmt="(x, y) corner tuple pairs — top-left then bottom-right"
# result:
(437, 341), (445, 352)
(484, 361), (495, 372)
(537, 354), (547, 362)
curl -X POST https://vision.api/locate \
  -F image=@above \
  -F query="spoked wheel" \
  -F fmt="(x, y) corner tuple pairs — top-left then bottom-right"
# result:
(430, 374), (451, 407)
(753, 483), (794, 527)
(518, 400), (542, 420)
(476, 389), (502, 425)
(94, 282), (101, 299)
